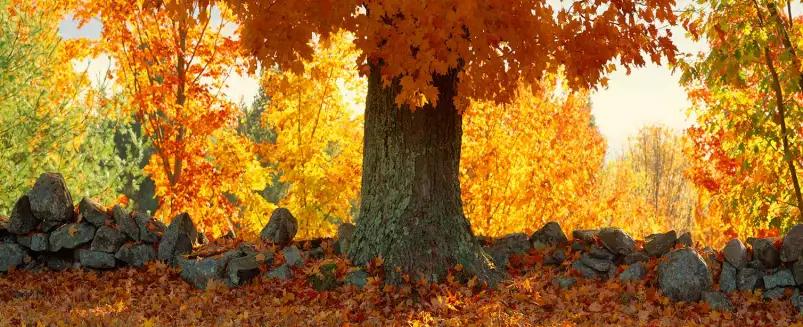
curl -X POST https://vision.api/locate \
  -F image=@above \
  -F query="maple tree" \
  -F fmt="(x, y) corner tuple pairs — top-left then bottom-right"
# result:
(679, 0), (803, 235)
(460, 76), (606, 237)
(258, 31), (365, 239)
(222, 0), (679, 285)
(70, 1), (273, 236)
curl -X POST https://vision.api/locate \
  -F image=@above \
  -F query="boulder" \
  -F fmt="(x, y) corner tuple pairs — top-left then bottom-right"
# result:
(91, 226), (125, 253)
(657, 248), (712, 302)
(764, 269), (795, 289)
(282, 245), (304, 267)
(115, 243), (157, 267)
(763, 288), (787, 300)
(306, 247), (325, 261)
(572, 229), (598, 243)
(40, 220), (62, 233)
(336, 223), (356, 255)
(619, 262), (646, 282)
(701, 291), (733, 312)
(677, 232), (693, 247)
(345, 269), (369, 289)
(722, 238), (748, 269)
(484, 246), (509, 270)
(8, 195), (39, 235)
(530, 222), (568, 246)
(157, 213), (197, 266)
(78, 197), (111, 227)
(227, 251), (274, 286)
(551, 277), (577, 289)
(781, 224), (803, 262)
(113, 205), (139, 241)
(736, 267), (762, 291)
(307, 263), (339, 291)
(580, 253), (614, 272)
(135, 213), (165, 244)
(598, 227), (635, 255)
(794, 260), (803, 285)
(44, 255), (72, 271)
(750, 238), (781, 269)
(570, 242), (587, 252)
(571, 260), (601, 279)
(17, 233), (48, 252)
(49, 223), (95, 251)
(552, 249), (567, 263)
(267, 263), (293, 280)
(644, 230), (677, 257)
(793, 289), (803, 312)
(178, 250), (242, 289)
(28, 173), (74, 223)
(260, 208), (298, 247)
(0, 243), (25, 272)
(589, 246), (616, 261)
(492, 233), (531, 254)
(78, 250), (116, 269)
(623, 252), (650, 265)
(719, 262), (737, 293)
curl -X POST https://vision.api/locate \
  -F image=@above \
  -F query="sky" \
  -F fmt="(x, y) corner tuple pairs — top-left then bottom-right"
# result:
(57, 10), (708, 158)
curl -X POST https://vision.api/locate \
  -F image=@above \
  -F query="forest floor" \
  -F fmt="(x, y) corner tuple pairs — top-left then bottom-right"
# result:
(1, 251), (802, 327)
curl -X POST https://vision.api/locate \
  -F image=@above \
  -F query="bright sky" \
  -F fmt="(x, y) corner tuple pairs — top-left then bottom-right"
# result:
(58, 9), (708, 157)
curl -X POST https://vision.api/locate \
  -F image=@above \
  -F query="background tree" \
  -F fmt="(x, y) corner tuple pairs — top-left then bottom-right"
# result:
(0, 0), (134, 214)
(72, 1), (272, 236)
(680, 0), (803, 235)
(225, 0), (679, 284)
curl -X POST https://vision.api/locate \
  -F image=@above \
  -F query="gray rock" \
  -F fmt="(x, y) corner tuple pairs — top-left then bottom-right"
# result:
(677, 232), (692, 247)
(589, 246), (616, 261)
(793, 260), (803, 285)
(701, 291), (733, 311)
(580, 253), (614, 272)
(657, 248), (712, 302)
(747, 259), (765, 271)
(619, 262), (646, 282)
(719, 262), (737, 293)
(45, 255), (71, 271)
(260, 208), (298, 247)
(8, 195), (39, 235)
(722, 238), (748, 269)
(306, 247), (325, 260)
(763, 287), (787, 300)
(17, 233), (48, 252)
(157, 213), (197, 266)
(237, 242), (258, 254)
(764, 269), (795, 289)
(751, 238), (781, 269)
(78, 197), (111, 227)
(112, 205), (139, 241)
(115, 244), (157, 267)
(227, 251), (274, 286)
(598, 227), (635, 255)
(307, 263), (339, 291)
(484, 246), (508, 270)
(623, 252), (650, 265)
(91, 226), (125, 253)
(267, 263), (293, 280)
(781, 224), (803, 262)
(49, 223), (95, 251)
(336, 223), (355, 255)
(0, 243), (25, 272)
(28, 173), (74, 223)
(793, 289), (803, 312)
(737, 267), (762, 291)
(283, 245), (304, 267)
(345, 269), (369, 289)
(571, 260), (600, 279)
(492, 233), (531, 254)
(552, 249), (567, 263)
(178, 250), (242, 289)
(645, 230), (677, 257)
(532, 240), (548, 251)
(135, 213), (165, 244)
(552, 277), (577, 289)
(572, 229), (598, 243)
(40, 220), (62, 233)
(79, 250), (115, 269)
(530, 222), (568, 246)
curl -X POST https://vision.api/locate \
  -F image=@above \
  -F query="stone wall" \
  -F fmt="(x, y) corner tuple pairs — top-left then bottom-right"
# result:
(3, 172), (803, 313)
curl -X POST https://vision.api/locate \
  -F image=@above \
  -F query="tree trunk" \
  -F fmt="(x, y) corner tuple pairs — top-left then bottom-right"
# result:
(348, 64), (503, 287)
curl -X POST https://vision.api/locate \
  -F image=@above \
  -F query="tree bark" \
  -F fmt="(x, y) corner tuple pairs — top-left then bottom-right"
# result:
(348, 64), (503, 286)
